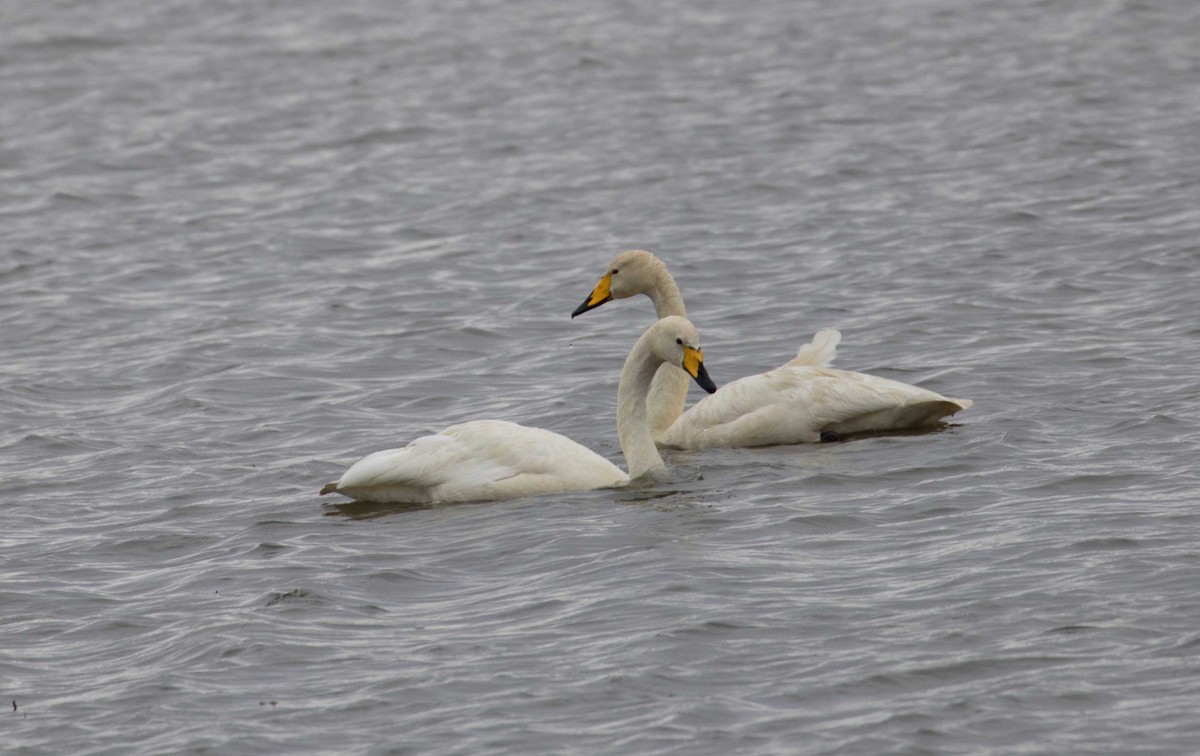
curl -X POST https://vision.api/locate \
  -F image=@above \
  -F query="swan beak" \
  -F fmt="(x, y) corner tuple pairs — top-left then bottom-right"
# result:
(571, 273), (613, 317)
(683, 346), (718, 394)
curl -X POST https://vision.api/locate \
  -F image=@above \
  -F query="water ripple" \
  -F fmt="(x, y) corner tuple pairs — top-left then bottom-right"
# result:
(4, 0), (1200, 753)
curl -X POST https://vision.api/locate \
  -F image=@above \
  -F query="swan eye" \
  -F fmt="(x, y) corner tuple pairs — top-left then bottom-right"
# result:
(675, 338), (682, 345)
(611, 268), (619, 275)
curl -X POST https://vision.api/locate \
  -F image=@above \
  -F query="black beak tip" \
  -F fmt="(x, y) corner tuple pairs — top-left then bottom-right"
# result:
(695, 363), (718, 394)
(571, 295), (610, 319)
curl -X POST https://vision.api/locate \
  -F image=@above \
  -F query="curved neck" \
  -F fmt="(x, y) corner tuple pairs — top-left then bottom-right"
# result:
(647, 364), (689, 439)
(616, 337), (667, 479)
(647, 267), (687, 319)
(639, 263), (688, 439)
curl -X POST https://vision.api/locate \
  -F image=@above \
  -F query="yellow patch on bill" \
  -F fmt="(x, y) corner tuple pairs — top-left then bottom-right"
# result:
(586, 273), (613, 306)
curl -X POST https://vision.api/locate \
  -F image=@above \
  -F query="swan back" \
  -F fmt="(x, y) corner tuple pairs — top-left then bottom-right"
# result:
(658, 366), (971, 449)
(324, 420), (628, 503)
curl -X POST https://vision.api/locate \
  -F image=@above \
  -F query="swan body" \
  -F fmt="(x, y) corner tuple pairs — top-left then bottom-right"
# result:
(657, 365), (970, 448)
(320, 421), (627, 503)
(320, 316), (717, 503)
(571, 249), (972, 448)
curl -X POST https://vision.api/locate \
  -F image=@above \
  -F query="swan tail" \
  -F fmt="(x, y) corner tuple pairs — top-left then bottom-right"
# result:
(786, 329), (841, 368)
(319, 481), (340, 496)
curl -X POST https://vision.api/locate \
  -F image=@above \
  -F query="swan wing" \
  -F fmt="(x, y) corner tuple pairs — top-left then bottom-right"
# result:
(326, 430), (497, 502)
(659, 367), (971, 448)
(785, 329), (840, 368)
(324, 420), (627, 503)
(806, 370), (972, 436)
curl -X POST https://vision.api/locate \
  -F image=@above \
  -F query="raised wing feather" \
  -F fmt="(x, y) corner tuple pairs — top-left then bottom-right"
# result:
(786, 329), (840, 368)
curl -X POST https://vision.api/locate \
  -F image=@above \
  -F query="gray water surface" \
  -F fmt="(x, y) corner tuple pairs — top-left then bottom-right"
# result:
(4, 0), (1200, 753)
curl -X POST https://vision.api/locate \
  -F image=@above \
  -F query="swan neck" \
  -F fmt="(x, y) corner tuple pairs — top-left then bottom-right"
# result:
(648, 268), (687, 319)
(647, 364), (689, 439)
(616, 338), (666, 479)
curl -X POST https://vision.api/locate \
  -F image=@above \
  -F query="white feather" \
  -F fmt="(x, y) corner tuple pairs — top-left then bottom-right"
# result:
(659, 366), (973, 448)
(321, 317), (713, 503)
(330, 420), (627, 503)
(573, 250), (972, 448)
(786, 329), (840, 368)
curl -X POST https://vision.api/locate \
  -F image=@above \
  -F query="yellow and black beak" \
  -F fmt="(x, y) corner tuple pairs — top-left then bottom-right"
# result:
(683, 346), (718, 394)
(571, 273), (613, 318)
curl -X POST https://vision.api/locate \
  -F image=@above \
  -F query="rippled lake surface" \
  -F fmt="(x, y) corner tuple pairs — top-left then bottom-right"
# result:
(4, 0), (1200, 752)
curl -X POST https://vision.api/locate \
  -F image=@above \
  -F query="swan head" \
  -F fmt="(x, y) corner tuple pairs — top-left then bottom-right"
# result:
(571, 249), (666, 317)
(645, 316), (717, 394)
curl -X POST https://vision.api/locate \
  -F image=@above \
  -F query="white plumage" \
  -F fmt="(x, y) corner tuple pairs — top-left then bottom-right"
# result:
(321, 421), (626, 503)
(320, 316), (717, 504)
(657, 363), (970, 448)
(571, 249), (972, 448)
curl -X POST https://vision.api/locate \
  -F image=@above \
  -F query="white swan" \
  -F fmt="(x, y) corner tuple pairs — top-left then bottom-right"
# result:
(571, 249), (972, 448)
(319, 316), (718, 503)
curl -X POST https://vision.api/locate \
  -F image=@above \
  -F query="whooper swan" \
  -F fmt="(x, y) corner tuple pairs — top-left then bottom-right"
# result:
(319, 316), (717, 503)
(571, 249), (972, 448)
